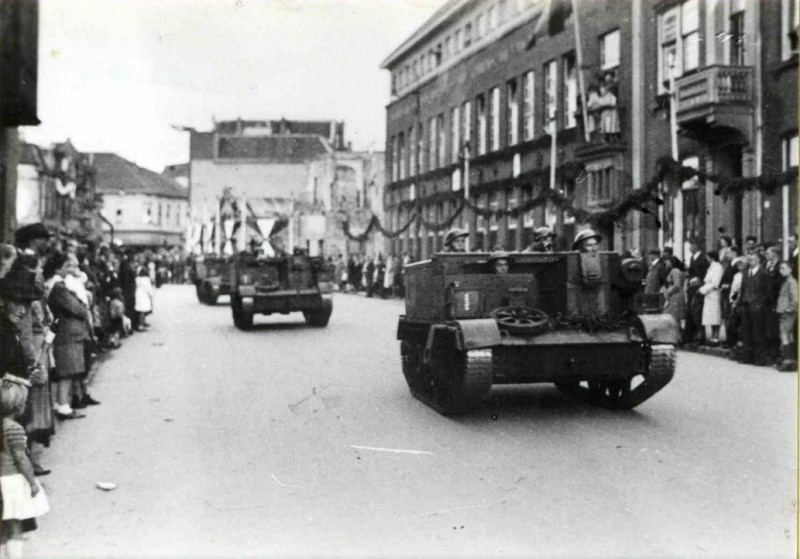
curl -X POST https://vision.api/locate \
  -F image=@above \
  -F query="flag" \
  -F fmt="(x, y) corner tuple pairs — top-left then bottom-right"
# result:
(526, 0), (573, 50)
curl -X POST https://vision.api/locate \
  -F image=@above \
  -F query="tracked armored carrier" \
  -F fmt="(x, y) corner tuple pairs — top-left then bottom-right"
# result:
(230, 251), (334, 330)
(193, 255), (232, 305)
(397, 251), (678, 415)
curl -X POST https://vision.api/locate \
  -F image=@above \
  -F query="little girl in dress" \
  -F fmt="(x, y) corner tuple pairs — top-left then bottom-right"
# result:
(1, 374), (50, 559)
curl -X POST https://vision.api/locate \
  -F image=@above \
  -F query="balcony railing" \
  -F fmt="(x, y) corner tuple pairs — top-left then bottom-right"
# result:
(675, 65), (754, 116)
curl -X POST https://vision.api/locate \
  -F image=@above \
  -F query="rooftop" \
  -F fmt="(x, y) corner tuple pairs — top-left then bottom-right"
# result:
(92, 153), (188, 199)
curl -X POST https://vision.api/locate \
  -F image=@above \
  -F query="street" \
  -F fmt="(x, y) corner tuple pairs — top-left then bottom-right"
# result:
(29, 285), (797, 559)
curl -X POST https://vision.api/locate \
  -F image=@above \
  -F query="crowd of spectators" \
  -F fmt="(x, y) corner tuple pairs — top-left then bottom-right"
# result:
(0, 222), (164, 557)
(331, 252), (412, 299)
(643, 234), (798, 371)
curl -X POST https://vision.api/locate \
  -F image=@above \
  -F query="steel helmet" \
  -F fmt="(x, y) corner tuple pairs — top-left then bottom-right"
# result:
(444, 228), (469, 246)
(571, 229), (603, 251)
(534, 226), (555, 241)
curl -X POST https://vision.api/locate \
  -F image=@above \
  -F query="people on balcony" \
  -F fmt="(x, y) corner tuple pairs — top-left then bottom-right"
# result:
(597, 82), (620, 142)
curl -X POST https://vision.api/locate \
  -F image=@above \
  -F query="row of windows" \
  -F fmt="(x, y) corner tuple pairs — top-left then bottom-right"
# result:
(390, 52), (599, 182)
(113, 201), (186, 227)
(391, 0), (539, 95)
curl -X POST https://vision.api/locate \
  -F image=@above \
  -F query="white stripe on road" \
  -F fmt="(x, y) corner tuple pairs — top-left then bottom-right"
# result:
(350, 444), (433, 455)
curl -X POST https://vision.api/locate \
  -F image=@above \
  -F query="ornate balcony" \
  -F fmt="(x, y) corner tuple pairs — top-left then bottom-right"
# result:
(674, 65), (754, 143)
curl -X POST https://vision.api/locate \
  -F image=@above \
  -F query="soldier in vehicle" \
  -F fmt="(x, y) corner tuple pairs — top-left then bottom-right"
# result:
(525, 227), (556, 252)
(572, 229), (602, 253)
(488, 251), (513, 274)
(443, 228), (468, 253)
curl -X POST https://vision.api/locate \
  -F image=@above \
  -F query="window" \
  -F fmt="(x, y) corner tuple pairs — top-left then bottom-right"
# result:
(507, 79), (519, 146)
(783, 134), (799, 169)
(398, 132), (407, 180)
(600, 30), (620, 70)
(563, 53), (577, 129)
(682, 0), (700, 72)
(166, 203), (172, 222)
(657, 1), (702, 91)
(455, 29), (462, 52)
(391, 136), (399, 181)
(434, 44), (442, 67)
(499, 0), (509, 21)
(782, 134), (798, 257)
(477, 94), (487, 155)
(428, 117), (437, 170)
(451, 105), (461, 164)
(476, 14), (485, 38)
(522, 70), (535, 140)
(782, 0), (798, 60)
(417, 124), (424, 174)
(462, 100), (472, 149)
(445, 36), (452, 59)
(729, 4), (745, 66)
(409, 125), (417, 176)
(544, 60), (558, 132)
(464, 22), (472, 48)
(489, 87), (500, 151)
(587, 165), (616, 204)
(437, 113), (446, 167)
(488, 6), (497, 30)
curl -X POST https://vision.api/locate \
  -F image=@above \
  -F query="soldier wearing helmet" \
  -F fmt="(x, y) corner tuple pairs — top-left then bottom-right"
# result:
(525, 226), (556, 252)
(443, 228), (468, 253)
(572, 229), (603, 253)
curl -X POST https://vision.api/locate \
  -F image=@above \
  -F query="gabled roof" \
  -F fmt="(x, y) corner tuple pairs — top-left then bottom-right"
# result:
(216, 134), (333, 163)
(92, 153), (188, 199)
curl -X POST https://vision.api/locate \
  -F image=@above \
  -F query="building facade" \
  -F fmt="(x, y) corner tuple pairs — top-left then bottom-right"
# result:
(16, 140), (101, 240)
(186, 119), (385, 258)
(381, 0), (797, 260)
(94, 153), (189, 248)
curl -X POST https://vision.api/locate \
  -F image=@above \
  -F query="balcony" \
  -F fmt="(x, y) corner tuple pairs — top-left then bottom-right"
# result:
(674, 65), (754, 142)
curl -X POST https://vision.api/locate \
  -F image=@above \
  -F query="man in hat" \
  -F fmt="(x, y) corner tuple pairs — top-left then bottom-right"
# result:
(526, 227), (556, 252)
(572, 229), (602, 253)
(14, 223), (53, 259)
(443, 228), (468, 253)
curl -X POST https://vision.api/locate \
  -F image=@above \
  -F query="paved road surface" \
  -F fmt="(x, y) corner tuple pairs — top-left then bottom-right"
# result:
(29, 286), (797, 558)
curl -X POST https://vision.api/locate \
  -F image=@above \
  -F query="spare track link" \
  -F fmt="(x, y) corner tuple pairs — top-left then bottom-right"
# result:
(402, 342), (493, 415)
(556, 344), (676, 410)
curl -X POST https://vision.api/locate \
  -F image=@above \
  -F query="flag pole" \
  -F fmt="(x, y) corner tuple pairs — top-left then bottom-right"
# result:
(572, 0), (591, 143)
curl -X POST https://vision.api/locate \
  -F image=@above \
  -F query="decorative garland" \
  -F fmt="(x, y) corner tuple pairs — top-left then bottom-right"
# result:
(341, 157), (797, 242)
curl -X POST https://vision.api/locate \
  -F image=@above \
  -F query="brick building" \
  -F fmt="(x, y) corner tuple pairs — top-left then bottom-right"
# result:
(381, 0), (797, 260)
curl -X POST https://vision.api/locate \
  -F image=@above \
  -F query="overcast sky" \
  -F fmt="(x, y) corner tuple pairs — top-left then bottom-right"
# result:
(21, 0), (447, 173)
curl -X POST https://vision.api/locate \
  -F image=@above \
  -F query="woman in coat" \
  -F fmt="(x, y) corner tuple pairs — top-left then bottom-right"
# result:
(700, 250), (724, 344)
(662, 257), (686, 331)
(45, 252), (92, 420)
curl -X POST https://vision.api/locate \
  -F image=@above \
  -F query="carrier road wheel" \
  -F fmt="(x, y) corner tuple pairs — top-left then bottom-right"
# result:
(231, 297), (253, 330)
(555, 344), (676, 410)
(490, 307), (549, 336)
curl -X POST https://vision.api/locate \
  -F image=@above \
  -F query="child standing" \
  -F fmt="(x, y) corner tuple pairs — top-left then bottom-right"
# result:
(134, 268), (154, 330)
(776, 261), (798, 372)
(1, 374), (50, 559)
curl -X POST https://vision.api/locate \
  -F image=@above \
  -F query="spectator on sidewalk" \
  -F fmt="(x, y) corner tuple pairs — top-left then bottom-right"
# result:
(1, 374), (50, 559)
(775, 261), (798, 372)
(135, 268), (154, 330)
(685, 240), (709, 345)
(662, 256), (686, 333)
(384, 253), (397, 298)
(740, 251), (770, 366)
(764, 245), (783, 363)
(45, 252), (92, 420)
(699, 250), (724, 345)
(644, 249), (665, 294)
(726, 255), (748, 350)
